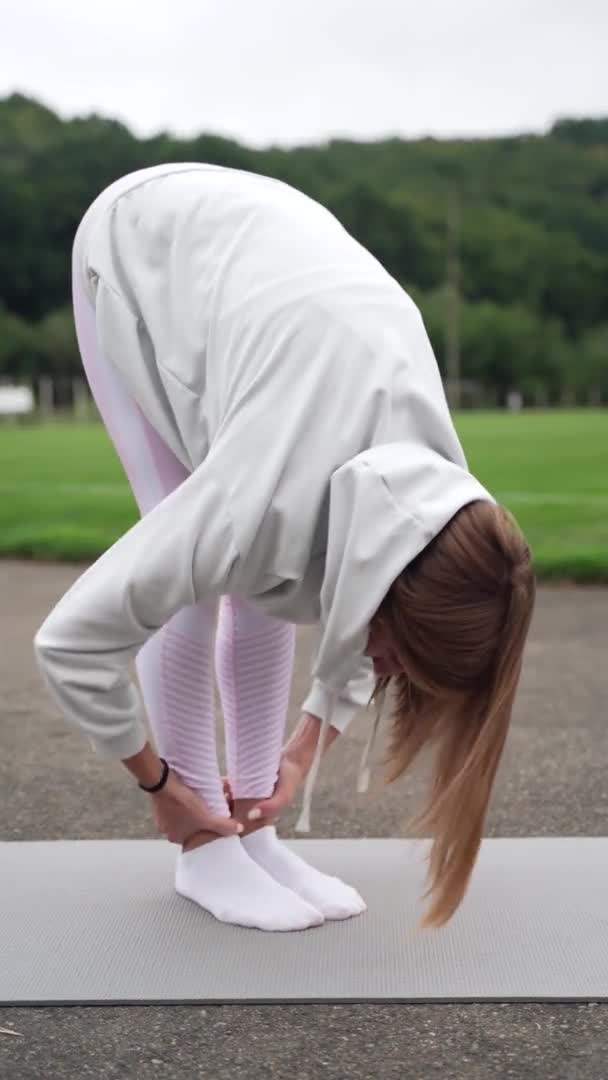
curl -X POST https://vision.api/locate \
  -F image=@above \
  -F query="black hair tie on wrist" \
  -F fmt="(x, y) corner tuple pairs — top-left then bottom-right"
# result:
(139, 758), (170, 793)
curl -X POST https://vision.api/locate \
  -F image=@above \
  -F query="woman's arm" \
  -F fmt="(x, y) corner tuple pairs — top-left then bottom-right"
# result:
(33, 459), (238, 762)
(282, 710), (340, 770)
(122, 741), (170, 787)
(301, 651), (375, 736)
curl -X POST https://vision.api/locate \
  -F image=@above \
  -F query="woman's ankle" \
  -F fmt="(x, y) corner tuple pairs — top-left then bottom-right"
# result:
(182, 829), (226, 853)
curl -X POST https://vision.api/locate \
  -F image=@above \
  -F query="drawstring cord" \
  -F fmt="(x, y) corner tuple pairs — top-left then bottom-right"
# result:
(295, 692), (337, 833)
(356, 694), (384, 793)
(295, 689), (386, 831)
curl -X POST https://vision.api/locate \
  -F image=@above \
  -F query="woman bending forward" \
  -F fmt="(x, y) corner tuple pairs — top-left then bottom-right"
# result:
(34, 163), (535, 931)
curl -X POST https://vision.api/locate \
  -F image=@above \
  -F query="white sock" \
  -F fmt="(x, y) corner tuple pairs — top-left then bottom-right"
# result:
(241, 826), (367, 921)
(175, 834), (324, 931)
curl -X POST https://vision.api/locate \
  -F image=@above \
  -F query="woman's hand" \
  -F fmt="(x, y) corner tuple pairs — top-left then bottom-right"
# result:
(245, 753), (308, 824)
(150, 769), (243, 844)
(238, 711), (339, 825)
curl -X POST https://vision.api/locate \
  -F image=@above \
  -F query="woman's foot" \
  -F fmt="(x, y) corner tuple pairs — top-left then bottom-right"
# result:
(175, 834), (324, 931)
(241, 825), (367, 921)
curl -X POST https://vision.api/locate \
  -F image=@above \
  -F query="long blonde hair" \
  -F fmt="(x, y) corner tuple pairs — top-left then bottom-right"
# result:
(370, 499), (535, 928)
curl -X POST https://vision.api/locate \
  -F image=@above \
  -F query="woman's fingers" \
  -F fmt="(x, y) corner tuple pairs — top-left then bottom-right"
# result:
(221, 777), (235, 815)
(167, 814), (242, 845)
(247, 788), (289, 822)
(206, 813), (243, 836)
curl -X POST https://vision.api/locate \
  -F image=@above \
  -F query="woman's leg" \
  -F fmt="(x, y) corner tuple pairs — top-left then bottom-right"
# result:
(216, 596), (366, 921)
(71, 264), (323, 931)
(215, 595), (295, 804)
(72, 268), (228, 818)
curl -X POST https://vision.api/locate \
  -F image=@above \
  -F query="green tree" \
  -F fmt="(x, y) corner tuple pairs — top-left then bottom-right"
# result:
(34, 308), (79, 376)
(0, 304), (41, 377)
(0, 92), (606, 400)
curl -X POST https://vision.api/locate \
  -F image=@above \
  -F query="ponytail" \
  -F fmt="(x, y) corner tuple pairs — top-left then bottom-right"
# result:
(369, 501), (536, 927)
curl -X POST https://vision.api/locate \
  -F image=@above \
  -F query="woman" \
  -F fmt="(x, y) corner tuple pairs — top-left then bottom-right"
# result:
(34, 163), (535, 932)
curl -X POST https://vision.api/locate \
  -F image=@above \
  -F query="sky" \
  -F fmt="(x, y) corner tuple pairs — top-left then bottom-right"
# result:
(3, 0), (607, 147)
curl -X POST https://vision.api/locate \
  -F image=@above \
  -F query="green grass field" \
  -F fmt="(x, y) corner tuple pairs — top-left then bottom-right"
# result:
(0, 411), (606, 581)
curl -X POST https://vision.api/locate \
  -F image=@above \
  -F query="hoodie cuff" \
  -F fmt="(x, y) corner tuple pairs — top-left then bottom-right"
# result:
(86, 709), (149, 762)
(301, 679), (360, 735)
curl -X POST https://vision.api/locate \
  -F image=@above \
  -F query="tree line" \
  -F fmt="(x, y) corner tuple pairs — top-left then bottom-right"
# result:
(1, 94), (607, 406)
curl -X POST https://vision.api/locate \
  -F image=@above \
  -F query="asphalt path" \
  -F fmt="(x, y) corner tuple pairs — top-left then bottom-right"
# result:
(1, 560), (607, 1079)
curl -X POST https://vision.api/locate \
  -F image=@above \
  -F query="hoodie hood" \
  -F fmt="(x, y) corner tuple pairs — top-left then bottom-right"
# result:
(295, 439), (495, 833)
(314, 439), (496, 691)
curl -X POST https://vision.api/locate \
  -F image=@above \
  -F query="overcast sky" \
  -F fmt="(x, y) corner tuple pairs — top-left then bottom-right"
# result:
(3, 0), (606, 147)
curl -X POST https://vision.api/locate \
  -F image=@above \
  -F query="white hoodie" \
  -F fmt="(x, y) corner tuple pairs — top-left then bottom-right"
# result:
(33, 163), (494, 830)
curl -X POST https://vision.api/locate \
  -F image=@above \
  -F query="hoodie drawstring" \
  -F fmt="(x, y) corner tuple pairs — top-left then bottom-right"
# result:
(295, 690), (385, 831)
(295, 692), (337, 833)
(356, 693), (384, 793)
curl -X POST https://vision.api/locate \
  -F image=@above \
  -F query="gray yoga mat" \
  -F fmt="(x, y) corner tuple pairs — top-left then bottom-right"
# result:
(2, 837), (608, 1004)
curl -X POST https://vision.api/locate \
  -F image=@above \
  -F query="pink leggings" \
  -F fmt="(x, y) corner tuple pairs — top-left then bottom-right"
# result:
(72, 273), (296, 818)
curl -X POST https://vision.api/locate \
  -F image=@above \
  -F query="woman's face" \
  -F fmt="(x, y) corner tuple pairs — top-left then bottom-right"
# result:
(364, 617), (402, 677)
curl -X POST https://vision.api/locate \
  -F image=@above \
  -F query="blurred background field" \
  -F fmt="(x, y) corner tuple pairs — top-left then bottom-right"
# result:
(1, 410), (606, 580)
(1, 95), (607, 415)
(1, 56), (606, 584)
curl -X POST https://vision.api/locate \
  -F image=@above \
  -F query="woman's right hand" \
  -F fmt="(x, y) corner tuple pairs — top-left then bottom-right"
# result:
(150, 769), (243, 844)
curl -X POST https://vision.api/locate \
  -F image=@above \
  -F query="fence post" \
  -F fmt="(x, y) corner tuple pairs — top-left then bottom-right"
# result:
(38, 376), (54, 420)
(72, 376), (91, 421)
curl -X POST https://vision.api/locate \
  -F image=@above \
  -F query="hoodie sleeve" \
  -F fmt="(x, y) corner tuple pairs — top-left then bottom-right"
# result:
(33, 460), (239, 761)
(301, 652), (375, 733)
